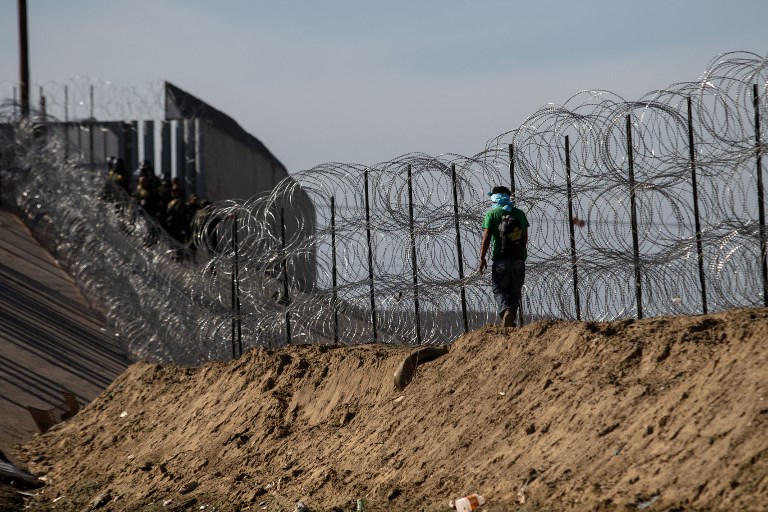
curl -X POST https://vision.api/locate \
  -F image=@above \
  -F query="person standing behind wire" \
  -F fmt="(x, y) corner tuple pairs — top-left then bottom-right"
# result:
(102, 157), (129, 202)
(479, 186), (529, 327)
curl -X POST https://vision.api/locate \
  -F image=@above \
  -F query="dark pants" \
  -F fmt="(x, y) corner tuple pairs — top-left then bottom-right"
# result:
(491, 258), (525, 322)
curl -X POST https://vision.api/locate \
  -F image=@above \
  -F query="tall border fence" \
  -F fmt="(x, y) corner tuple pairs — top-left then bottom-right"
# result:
(1, 50), (766, 363)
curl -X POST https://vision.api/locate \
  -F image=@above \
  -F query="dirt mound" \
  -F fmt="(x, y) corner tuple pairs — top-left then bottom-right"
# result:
(11, 307), (768, 511)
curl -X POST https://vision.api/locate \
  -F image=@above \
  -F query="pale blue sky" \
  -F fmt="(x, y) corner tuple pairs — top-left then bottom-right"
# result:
(1, 0), (766, 171)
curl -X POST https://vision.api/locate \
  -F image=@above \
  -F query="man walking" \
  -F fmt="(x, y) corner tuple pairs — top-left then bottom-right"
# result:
(479, 186), (529, 327)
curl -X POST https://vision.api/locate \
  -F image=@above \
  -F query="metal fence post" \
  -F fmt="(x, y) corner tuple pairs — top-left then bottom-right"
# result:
(564, 135), (581, 320)
(161, 121), (172, 181)
(509, 142), (524, 326)
(143, 120), (155, 170)
(231, 213), (242, 358)
(63, 85), (70, 161)
(687, 96), (708, 314)
(451, 163), (469, 333)
(330, 196), (339, 344)
(753, 84), (768, 307)
(175, 121), (185, 184)
(122, 122), (135, 178)
(626, 115), (643, 319)
(101, 124), (108, 164)
(364, 169), (378, 342)
(281, 208), (292, 344)
(508, 143), (516, 198)
(89, 85), (95, 172)
(18, 0), (30, 120)
(406, 164), (422, 344)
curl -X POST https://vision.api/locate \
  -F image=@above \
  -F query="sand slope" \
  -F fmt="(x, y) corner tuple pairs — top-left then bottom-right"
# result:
(15, 307), (768, 511)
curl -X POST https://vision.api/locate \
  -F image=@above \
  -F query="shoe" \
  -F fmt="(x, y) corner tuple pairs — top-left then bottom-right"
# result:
(502, 309), (516, 328)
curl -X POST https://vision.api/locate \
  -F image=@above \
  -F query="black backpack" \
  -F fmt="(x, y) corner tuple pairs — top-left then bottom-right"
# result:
(498, 211), (524, 259)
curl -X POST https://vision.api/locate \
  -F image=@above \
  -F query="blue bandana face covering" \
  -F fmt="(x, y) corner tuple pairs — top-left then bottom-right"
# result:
(487, 192), (514, 212)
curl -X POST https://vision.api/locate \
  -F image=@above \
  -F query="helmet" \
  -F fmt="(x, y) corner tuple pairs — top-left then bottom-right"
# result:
(138, 160), (154, 176)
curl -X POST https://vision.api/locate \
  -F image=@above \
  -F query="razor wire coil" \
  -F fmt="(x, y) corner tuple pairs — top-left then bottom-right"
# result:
(1, 50), (767, 363)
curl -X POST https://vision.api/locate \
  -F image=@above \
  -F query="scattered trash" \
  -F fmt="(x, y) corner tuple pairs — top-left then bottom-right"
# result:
(162, 499), (173, 507)
(517, 469), (539, 504)
(636, 495), (659, 510)
(449, 493), (485, 511)
(119, 411), (128, 418)
(517, 487), (526, 505)
(498, 391), (506, 396)
(53, 496), (65, 503)
(356, 498), (365, 511)
(295, 500), (309, 512)
(393, 396), (405, 403)
(0, 458), (43, 488)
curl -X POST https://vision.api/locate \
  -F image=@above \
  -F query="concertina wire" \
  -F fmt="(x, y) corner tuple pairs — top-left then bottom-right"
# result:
(0, 50), (766, 363)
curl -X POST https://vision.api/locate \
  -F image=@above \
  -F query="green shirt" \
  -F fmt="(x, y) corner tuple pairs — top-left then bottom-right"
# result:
(482, 206), (530, 260)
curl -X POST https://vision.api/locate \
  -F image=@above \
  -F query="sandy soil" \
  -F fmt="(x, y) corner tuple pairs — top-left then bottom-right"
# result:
(6, 307), (768, 511)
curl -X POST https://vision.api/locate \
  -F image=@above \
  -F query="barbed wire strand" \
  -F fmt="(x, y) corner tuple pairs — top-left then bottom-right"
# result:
(1, 50), (766, 363)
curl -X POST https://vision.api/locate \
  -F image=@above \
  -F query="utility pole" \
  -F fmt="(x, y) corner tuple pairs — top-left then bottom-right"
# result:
(18, 0), (30, 119)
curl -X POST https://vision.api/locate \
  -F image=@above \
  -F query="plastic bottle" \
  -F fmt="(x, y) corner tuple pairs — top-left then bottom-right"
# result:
(449, 494), (485, 511)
